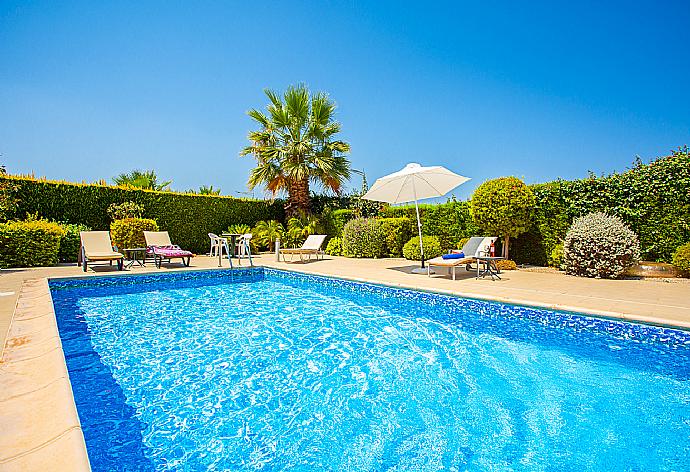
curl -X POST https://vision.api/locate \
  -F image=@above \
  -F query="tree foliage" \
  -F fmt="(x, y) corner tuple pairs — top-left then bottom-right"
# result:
(470, 177), (535, 258)
(241, 84), (352, 216)
(113, 170), (172, 191)
(198, 185), (221, 195)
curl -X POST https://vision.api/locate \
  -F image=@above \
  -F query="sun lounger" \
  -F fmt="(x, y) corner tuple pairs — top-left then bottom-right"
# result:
(143, 231), (194, 268)
(280, 234), (327, 262)
(80, 231), (124, 272)
(426, 236), (497, 280)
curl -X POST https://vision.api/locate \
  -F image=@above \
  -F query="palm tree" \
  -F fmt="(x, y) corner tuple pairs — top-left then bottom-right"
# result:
(253, 220), (285, 249)
(113, 170), (171, 191)
(240, 84), (351, 216)
(198, 185), (221, 195)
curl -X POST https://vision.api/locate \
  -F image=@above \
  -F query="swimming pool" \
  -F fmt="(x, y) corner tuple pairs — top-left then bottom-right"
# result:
(50, 268), (690, 471)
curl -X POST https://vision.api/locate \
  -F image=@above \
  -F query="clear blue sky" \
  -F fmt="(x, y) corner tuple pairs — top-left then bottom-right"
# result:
(1, 1), (688, 199)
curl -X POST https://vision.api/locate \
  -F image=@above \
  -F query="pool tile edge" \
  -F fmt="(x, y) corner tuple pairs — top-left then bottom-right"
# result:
(265, 265), (690, 331)
(0, 278), (91, 471)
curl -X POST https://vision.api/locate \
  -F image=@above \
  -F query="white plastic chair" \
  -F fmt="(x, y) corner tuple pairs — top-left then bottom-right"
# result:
(237, 233), (252, 259)
(208, 233), (228, 257)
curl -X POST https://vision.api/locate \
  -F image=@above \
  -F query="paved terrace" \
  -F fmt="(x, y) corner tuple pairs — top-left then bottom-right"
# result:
(0, 253), (688, 470)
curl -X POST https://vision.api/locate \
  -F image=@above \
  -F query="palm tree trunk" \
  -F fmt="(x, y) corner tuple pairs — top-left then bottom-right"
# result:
(287, 177), (311, 217)
(503, 235), (510, 259)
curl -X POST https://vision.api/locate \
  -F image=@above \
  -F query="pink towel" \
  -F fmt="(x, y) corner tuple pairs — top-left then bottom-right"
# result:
(148, 245), (193, 258)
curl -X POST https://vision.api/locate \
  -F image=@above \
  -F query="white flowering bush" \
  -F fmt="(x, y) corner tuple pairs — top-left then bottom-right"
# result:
(563, 212), (640, 279)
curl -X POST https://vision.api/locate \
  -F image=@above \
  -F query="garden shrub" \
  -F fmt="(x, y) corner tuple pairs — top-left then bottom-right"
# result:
(562, 212), (640, 279)
(285, 214), (320, 248)
(0, 175), (284, 254)
(110, 218), (159, 250)
(341, 218), (386, 258)
(0, 219), (65, 268)
(227, 223), (251, 235)
(252, 220), (284, 250)
(549, 243), (564, 269)
(403, 236), (442, 261)
(325, 236), (343, 256)
(322, 208), (355, 238)
(107, 201), (144, 220)
(380, 200), (478, 251)
(672, 242), (690, 275)
(378, 217), (415, 257)
(470, 177), (535, 259)
(58, 222), (91, 262)
(496, 259), (517, 271)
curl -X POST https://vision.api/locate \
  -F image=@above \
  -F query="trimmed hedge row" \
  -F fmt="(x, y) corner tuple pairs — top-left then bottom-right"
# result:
(0, 176), (284, 254)
(512, 149), (690, 264)
(378, 200), (479, 252)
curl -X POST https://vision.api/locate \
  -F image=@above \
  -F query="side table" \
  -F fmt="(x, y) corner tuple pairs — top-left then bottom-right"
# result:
(123, 247), (147, 268)
(475, 256), (504, 280)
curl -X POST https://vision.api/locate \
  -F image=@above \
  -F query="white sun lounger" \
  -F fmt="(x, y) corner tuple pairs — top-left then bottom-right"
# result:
(79, 231), (124, 272)
(280, 234), (327, 262)
(426, 236), (497, 280)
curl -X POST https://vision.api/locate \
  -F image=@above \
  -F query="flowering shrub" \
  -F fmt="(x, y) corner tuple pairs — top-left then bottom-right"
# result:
(342, 218), (386, 258)
(672, 242), (690, 275)
(563, 212), (640, 279)
(403, 236), (442, 261)
(325, 236), (343, 256)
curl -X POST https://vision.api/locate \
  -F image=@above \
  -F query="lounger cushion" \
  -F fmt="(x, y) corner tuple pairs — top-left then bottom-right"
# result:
(426, 256), (474, 267)
(148, 246), (194, 258)
(84, 252), (123, 260)
(280, 248), (322, 254)
(442, 252), (464, 259)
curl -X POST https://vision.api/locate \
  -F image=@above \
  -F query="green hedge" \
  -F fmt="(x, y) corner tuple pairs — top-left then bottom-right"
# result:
(0, 176), (284, 254)
(379, 200), (479, 252)
(0, 220), (65, 268)
(512, 149), (690, 264)
(378, 217), (415, 257)
(322, 208), (355, 238)
(58, 222), (91, 263)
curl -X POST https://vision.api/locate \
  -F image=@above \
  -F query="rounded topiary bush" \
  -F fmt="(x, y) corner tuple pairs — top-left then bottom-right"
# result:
(341, 218), (386, 258)
(110, 218), (159, 251)
(562, 212), (640, 279)
(325, 236), (343, 256)
(403, 236), (442, 261)
(672, 242), (690, 275)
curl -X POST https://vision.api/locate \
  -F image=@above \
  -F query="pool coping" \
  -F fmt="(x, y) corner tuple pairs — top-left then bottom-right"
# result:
(0, 278), (91, 471)
(1, 264), (688, 470)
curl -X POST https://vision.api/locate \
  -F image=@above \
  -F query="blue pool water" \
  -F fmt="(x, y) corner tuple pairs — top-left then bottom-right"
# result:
(51, 268), (690, 471)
